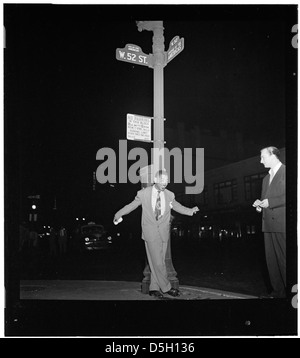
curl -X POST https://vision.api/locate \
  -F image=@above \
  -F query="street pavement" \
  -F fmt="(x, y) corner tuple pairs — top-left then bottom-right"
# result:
(9, 280), (296, 337)
(20, 279), (258, 300)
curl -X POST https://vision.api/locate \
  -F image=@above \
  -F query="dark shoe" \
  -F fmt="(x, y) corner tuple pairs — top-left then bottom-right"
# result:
(259, 290), (286, 299)
(166, 288), (180, 297)
(259, 293), (275, 299)
(149, 290), (163, 299)
(269, 290), (286, 298)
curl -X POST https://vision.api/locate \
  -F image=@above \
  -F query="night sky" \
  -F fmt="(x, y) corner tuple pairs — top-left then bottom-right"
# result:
(4, 4), (297, 222)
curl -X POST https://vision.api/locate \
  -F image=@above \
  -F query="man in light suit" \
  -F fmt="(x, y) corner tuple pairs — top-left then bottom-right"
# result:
(253, 146), (286, 298)
(113, 170), (199, 298)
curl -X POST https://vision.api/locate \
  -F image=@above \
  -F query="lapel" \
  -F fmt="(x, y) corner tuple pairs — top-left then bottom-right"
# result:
(157, 189), (171, 223)
(262, 175), (270, 198)
(269, 164), (284, 188)
(163, 190), (171, 210)
(146, 186), (156, 221)
(263, 164), (284, 199)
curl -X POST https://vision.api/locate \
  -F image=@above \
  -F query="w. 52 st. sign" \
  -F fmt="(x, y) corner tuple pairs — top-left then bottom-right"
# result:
(116, 44), (153, 68)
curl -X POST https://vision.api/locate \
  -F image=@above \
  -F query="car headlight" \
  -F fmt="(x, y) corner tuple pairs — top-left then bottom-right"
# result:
(84, 237), (89, 242)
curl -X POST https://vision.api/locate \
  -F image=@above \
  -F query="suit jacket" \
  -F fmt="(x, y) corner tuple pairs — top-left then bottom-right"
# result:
(115, 186), (194, 242)
(261, 164), (285, 233)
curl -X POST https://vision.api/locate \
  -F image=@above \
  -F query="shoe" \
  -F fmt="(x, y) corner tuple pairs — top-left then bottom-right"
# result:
(149, 290), (163, 299)
(268, 291), (286, 298)
(166, 288), (180, 297)
(259, 291), (286, 299)
(259, 293), (275, 299)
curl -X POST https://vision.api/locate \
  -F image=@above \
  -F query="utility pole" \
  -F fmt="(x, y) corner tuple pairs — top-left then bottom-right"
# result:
(116, 20), (185, 293)
(137, 21), (165, 174)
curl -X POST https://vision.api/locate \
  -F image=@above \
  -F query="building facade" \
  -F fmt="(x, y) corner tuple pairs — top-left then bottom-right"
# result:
(172, 147), (286, 242)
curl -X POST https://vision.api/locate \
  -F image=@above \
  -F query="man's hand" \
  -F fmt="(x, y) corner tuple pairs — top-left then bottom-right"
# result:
(113, 216), (123, 225)
(192, 206), (199, 215)
(252, 199), (262, 208)
(259, 199), (269, 208)
(252, 199), (269, 212)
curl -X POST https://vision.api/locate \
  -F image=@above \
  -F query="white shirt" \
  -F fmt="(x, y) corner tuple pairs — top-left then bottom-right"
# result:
(269, 162), (282, 183)
(151, 186), (166, 215)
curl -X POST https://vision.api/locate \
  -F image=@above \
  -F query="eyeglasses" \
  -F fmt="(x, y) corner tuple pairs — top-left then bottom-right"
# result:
(157, 179), (168, 185)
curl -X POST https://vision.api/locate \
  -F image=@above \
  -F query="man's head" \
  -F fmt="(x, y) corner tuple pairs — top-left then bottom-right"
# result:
(260, 146), (281, 169)
(154, 169), (169, 191)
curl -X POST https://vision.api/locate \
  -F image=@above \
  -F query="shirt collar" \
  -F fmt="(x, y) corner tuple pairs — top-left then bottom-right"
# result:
(152, 185), (163, 195)
(152, 185), (160, 194)
(269, 162), (282, 176)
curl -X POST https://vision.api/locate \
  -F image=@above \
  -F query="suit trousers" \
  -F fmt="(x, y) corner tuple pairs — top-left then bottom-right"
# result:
(264, 232), (286, 297)
(145, 239), (172, 293)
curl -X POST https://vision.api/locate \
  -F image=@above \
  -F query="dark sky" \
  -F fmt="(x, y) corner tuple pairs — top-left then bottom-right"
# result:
(4, 4), (297, 219)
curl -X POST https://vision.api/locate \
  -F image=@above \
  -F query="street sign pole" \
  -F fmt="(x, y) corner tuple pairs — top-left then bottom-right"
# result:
(152, 22), (179, 293)
(136, 21), (179, 293)
(117, 21), (184, 293)
(152, 21), (165, 176)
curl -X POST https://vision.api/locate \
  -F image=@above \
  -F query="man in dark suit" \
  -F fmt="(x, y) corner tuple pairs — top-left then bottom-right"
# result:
(114, 170), (199, 299)
(253, 146), (286, 298)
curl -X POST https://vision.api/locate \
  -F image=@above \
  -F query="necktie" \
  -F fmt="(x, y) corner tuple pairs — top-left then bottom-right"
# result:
(155, 191), (161, 220)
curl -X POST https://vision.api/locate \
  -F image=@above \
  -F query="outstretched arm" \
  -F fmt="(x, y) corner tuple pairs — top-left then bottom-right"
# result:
(172, 199), (199, 216)
(113, 192), (142, 223)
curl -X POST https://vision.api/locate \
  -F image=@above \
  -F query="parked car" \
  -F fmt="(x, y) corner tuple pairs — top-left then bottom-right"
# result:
(80, 222), (113, 251)
(38, 225), (51, 239)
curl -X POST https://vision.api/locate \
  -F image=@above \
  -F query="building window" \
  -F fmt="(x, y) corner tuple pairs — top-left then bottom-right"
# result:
(196, 186), (208, 206)
(244, 173), (266, 201)
(214, 179), (238, 205)
(246, 225), (256, 235)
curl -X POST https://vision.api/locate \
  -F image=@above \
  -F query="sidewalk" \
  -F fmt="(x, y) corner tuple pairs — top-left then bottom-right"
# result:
(20, 280), (258, 300)
(12, 280), (297, 337)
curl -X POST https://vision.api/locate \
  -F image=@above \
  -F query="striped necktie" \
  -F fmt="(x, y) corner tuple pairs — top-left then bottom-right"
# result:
(155, 191), (161, 220)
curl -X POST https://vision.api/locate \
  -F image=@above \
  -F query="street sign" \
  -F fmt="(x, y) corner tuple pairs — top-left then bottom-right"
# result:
(126, 113), (152, 141)
(116, 44), (153, 67)
(27, 195), (40, 199)
(166, 36), (184, 63)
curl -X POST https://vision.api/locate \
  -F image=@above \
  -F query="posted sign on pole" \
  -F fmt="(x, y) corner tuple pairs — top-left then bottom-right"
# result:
(126, 113), (152, 142)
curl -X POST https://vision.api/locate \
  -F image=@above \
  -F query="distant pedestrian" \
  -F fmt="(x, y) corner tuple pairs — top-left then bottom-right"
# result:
(29, 228), (38, 249)
(19, 222), (29, 252)
(49, 227), (58, 257)
(71, 225), (81, 252)
(58, 226), (68, 255)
